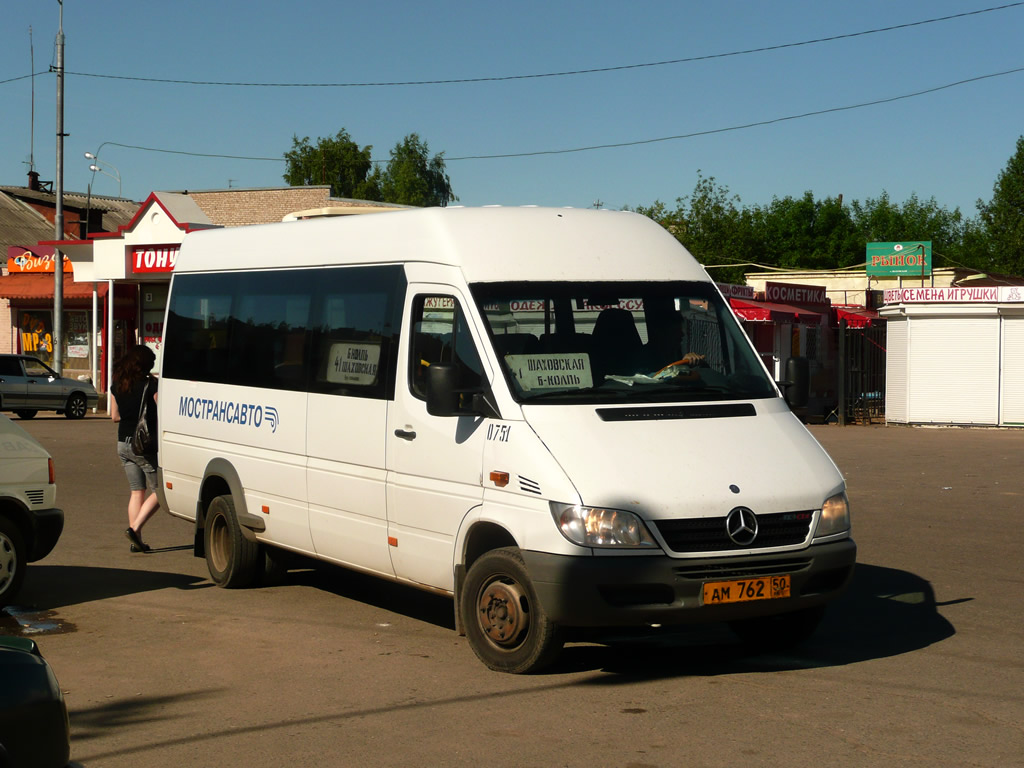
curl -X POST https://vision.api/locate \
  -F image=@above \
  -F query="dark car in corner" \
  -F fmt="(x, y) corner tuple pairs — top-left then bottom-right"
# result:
(0, 637), (70, 768)
(0, 354), (98, 420)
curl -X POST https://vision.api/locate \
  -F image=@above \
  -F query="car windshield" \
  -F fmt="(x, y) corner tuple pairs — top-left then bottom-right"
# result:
(471, 281), (777, 404)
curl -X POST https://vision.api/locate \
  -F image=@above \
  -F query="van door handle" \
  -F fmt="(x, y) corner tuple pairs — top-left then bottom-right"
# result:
(394, 428), (417, 441)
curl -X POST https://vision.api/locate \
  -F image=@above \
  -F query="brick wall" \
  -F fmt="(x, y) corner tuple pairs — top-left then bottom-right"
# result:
(1, 296), (12, 354)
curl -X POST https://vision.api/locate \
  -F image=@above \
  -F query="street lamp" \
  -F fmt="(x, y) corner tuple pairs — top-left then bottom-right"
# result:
(84, 151), (121, 197)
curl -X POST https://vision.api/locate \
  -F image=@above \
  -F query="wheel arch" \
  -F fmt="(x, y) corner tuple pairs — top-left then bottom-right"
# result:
(0, 499), (33, 556)
(195, 459), (264, 555)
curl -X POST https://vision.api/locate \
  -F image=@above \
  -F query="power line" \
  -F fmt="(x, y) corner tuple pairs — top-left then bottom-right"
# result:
(86, 64), (1024, 165)
(446, 65), (1024, 160)
(93, 141), (282, 162)
(11, 2), (1018, 89)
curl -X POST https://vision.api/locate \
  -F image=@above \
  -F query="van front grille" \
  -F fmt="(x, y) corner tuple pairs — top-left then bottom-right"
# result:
(655, 511), (813, 553)
(673, 558), (813, 581)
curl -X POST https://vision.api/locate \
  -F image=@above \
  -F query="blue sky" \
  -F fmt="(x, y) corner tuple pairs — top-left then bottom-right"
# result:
(2, 1), (1022, 217)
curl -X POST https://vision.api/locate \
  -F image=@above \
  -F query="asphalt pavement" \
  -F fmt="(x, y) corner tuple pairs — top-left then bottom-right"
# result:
(3, 414), (1023, 768)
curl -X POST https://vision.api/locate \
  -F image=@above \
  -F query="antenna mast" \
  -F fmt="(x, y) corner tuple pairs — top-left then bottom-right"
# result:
(29, 26), (35, 174)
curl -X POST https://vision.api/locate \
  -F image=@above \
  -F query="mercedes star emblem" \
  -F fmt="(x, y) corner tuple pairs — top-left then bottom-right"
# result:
(725, 507), (759, 546)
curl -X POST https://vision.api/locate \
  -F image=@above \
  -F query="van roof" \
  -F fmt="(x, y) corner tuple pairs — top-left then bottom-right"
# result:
(174, 206), (710, 283)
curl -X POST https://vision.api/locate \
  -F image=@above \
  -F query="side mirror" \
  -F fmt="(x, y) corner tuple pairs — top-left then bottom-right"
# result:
(425, 363), (502, 419)
(782, 356), (809, 409)
(426, 363), (461, 416)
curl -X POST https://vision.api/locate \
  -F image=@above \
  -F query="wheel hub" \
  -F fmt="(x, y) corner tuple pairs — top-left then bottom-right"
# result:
(477, 579), (529, 647)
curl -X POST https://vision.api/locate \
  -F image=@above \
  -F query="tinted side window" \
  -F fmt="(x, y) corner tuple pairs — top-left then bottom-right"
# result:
(0, 358), (22, 376)
(164, 273), (236, 384)
(23, 359), (56, 378)
(228, 271), (312, 390)
(309, 265), (406, 400)
(409, 295), (483, 400)
(164, 266), (405, 399)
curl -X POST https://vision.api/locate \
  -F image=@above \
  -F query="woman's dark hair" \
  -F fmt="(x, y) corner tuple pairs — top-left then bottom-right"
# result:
(112, 345), (156, 393)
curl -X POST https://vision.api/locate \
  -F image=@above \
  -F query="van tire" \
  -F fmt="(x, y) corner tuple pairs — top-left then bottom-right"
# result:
(204, 495), (261, 588)
(0, 515), (27, 608)
(729, 605), (826, 652)
(460, 547), (563, 674)
(13, 410), (37, 420)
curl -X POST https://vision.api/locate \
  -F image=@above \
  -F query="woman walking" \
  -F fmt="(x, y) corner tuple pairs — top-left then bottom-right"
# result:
(110, 345), (160, 553)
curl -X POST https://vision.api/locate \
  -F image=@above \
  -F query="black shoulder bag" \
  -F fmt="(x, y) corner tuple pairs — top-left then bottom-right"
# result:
(130, 377), (157, 455)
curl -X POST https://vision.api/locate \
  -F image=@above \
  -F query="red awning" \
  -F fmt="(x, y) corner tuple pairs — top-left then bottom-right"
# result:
(0, 273), (109, 300)
(730, 297), (822, 323)
(833, 306), (880, 328)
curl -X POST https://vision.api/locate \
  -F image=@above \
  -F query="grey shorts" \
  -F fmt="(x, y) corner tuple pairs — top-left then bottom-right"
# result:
(117, 439), (157, 492)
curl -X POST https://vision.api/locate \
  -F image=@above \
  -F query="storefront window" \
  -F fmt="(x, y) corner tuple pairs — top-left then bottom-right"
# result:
(18, 309), (95, 370)
(66, 311), (91, 363)
(19, 310), (54, 364)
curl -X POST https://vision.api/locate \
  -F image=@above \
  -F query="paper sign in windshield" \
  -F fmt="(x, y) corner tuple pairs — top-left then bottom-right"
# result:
(327, 342), (381, 385)
(506, 353), (593, 391)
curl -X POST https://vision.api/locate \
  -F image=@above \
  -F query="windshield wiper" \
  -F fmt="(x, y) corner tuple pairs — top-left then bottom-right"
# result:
(520, 387), (628, 402)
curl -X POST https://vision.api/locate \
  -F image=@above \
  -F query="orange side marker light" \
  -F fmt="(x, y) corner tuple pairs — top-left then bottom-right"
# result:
(490, 471), (509, 488)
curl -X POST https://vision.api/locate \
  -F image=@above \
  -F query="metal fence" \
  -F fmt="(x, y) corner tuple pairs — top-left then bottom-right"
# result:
(837, 323), (887, 425)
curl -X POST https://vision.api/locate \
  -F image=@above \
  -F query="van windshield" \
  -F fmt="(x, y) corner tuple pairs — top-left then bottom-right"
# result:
(471, 281), (777, 404)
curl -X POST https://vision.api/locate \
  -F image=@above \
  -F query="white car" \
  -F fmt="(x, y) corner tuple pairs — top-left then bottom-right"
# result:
(0, 414), (63, 608)
(0, 354), (98, 419)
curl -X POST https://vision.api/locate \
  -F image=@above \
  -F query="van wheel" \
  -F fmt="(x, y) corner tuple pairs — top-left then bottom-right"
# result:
(460, 547), (563, 674)
(729, 605), (826, 652)
(204, 495), (261, 588)
(13, 410), (37, 420)
(64, 393), (87, 419)
(0, 515), (27, 609)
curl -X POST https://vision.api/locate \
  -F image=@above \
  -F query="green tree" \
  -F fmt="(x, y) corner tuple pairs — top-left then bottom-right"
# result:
(636, 173), (757, 284)
(283, 129), (456, 206)
(752, 192), (859, 270)
(635, 172), (1001, 279)
(977, 135), (1024, 274)
(283, 130), (378, 199)
(850, 192), (981, 271)
(378, 133), (457, 207)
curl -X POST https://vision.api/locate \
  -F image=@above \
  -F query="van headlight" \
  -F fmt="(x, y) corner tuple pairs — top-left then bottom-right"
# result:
(550, 503), (658, 548)
(814, 492), (851, 538)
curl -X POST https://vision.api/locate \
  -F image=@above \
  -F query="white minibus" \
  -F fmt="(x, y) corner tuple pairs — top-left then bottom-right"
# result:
(157, 206), (855, 673)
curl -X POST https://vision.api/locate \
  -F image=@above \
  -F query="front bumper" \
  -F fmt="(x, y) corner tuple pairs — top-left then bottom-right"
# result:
(523, 538), (856, 627)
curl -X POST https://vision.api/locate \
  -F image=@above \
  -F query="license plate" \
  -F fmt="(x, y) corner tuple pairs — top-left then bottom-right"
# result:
(703, 575), (791, 605)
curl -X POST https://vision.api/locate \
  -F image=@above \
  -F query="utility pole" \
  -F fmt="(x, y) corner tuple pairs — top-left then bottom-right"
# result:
(53, 0), (65, 374)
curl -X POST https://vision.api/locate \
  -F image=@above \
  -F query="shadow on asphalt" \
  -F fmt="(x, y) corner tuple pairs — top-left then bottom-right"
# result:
(289, 563), (457, 631)
(5, 564), (209, 613)
(556, 562), (959, 678)
(284, 560), (957, 678)
(5, 560), (957, 679)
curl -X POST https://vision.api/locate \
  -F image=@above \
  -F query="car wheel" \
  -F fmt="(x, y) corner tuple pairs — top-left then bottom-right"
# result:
(460, 547), (563, 674)
(13, 410), (37, 420)
(729, 605), (826, 652)
(203, 495), (261, 588)
(64, 393), (87, 419)
(0, 515), (27, 609)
